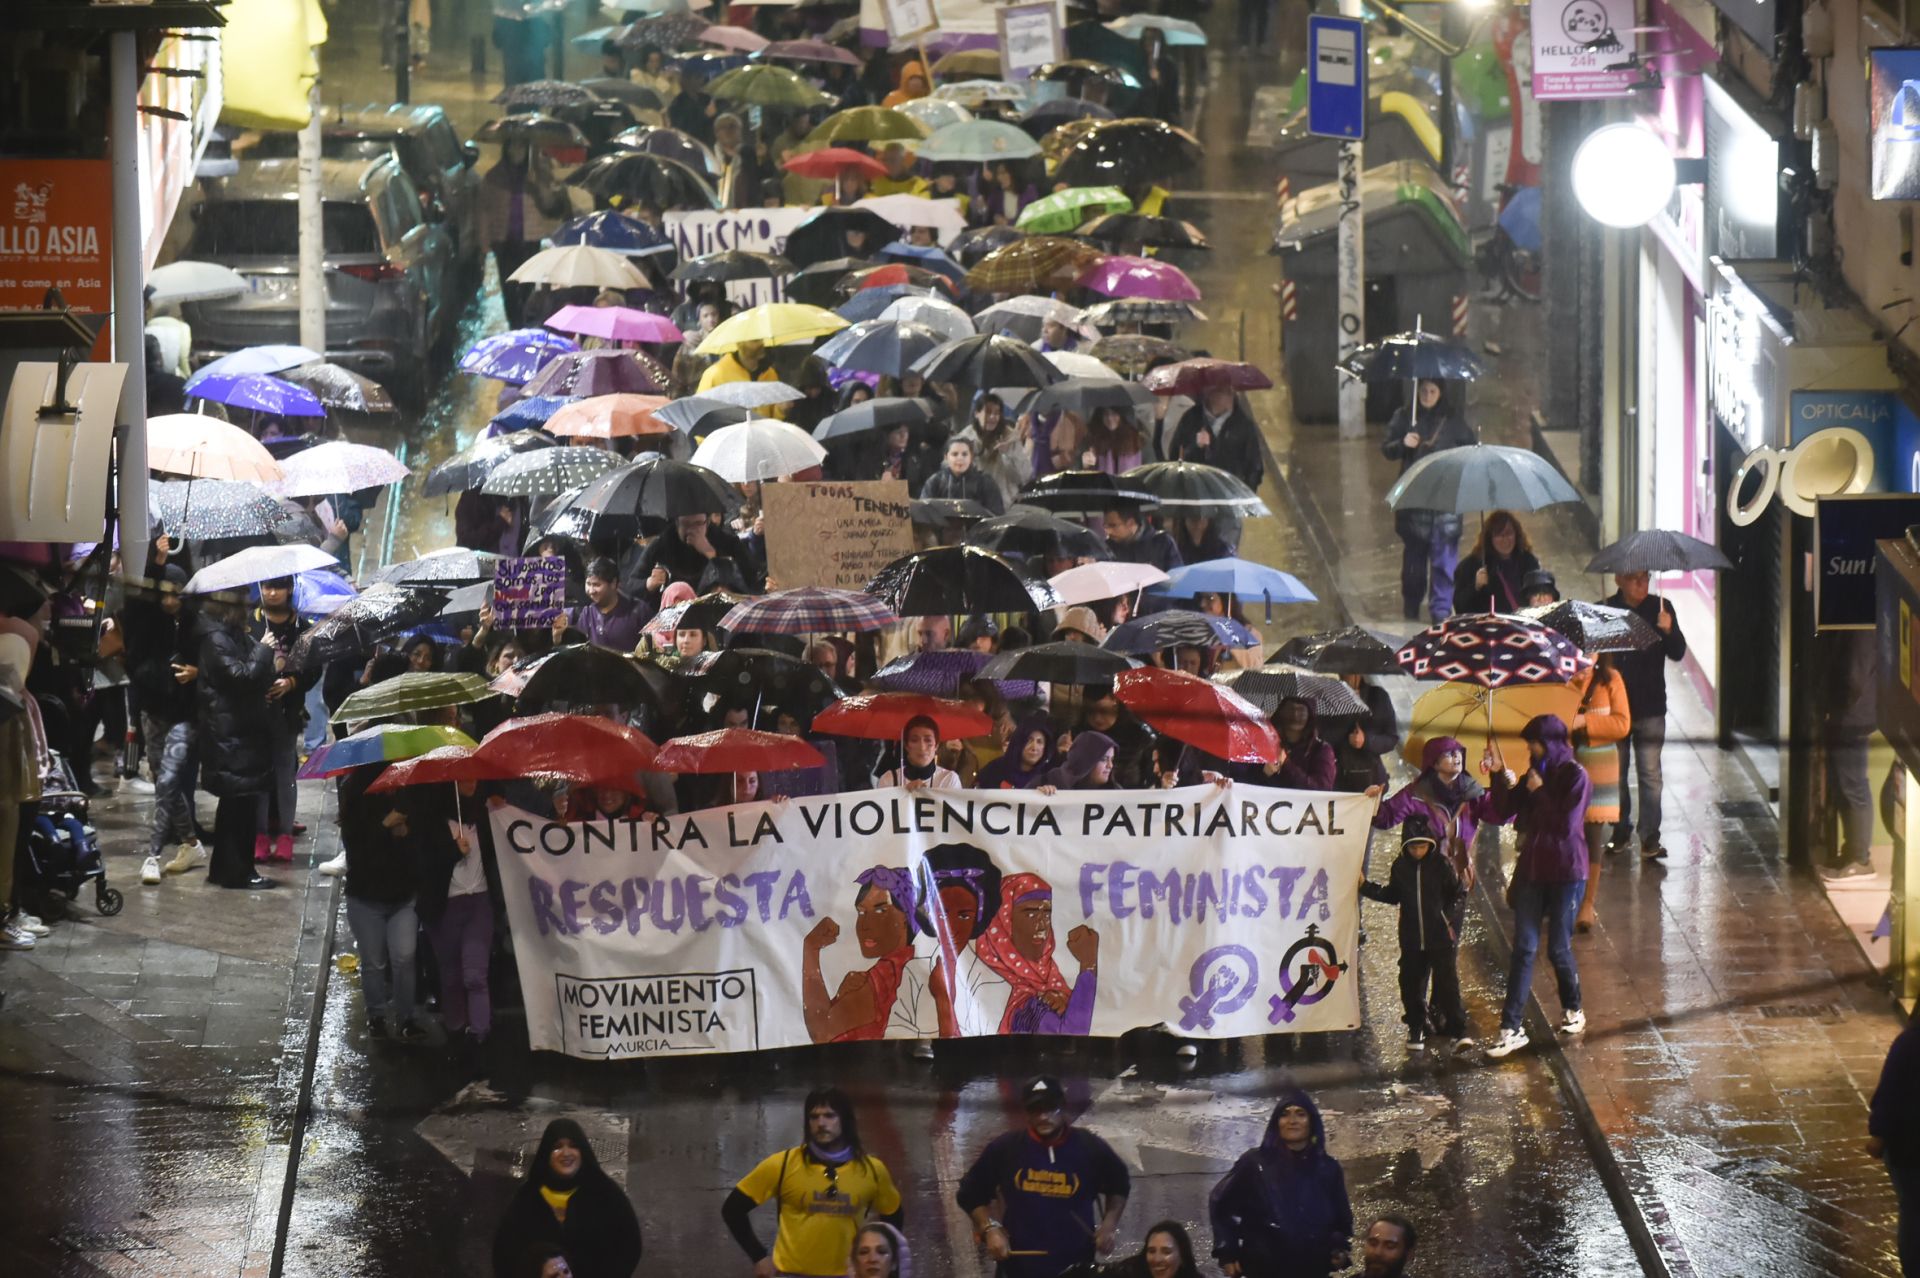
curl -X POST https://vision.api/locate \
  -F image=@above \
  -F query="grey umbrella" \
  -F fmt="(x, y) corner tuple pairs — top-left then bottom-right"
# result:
(1518, 600), (1661, 654)
(1385, 444), (1581, 515)
(481, 446), (627, 497)
(1584, 529), (1733, 574)
(1219, 669), (1367, 717)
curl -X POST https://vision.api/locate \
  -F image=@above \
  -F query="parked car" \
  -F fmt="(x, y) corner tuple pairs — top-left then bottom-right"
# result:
(180, 156), (456, 408)
(245, 104), (483, 278)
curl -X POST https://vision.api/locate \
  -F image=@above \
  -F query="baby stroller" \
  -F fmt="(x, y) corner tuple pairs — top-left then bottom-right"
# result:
(20, 750), (122, 917)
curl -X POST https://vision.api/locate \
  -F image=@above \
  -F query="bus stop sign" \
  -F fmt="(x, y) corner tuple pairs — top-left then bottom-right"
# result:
(1308, 15), (1367, 141)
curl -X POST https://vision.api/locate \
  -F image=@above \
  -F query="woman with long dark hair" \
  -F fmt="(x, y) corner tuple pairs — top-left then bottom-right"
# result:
(1451, 508), (1540, 615)
(492, 1118), (642, 1278)
(1061, 1220), (1203, 1278)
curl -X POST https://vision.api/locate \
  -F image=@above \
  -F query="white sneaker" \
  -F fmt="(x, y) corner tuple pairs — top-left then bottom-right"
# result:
(1408, 1031), (1426, 1053)
(1485, 1027), (1529, 1058)
(16, 913), (50, 937)
(317, 852), (348, 877)
(141, 855), (163, 885)
(1453, 1036), (1477, 1056)
(0, 919), (36, 950)
(124, 778), (155, 795)
(1559, 1009), (1587, 1036)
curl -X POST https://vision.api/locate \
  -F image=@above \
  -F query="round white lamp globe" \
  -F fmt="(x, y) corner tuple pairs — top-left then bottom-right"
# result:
(1571, 123), (1678, 228)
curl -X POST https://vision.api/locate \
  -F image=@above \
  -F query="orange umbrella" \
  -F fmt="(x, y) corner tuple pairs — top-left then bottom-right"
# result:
(544, 393), (672, 439)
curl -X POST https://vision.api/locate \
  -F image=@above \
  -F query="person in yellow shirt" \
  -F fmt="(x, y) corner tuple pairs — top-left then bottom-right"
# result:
(869, 143), (928, 198)
(697, 337), (787, 418)
(722, 1088), (904, 1278)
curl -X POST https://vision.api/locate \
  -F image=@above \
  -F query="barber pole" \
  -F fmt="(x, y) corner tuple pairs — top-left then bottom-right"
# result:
(1280, 278), (1299, 322)
(1451, 293), (1469, 338)
(1275, 174), (1291, 211)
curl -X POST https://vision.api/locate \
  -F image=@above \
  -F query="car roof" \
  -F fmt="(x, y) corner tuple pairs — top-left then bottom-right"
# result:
(215, 156), (401, 203)
(319, 103), (450, 138)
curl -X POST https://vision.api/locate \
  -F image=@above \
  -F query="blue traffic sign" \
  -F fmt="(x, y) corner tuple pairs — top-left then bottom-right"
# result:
(1307, 15), (1367, 141)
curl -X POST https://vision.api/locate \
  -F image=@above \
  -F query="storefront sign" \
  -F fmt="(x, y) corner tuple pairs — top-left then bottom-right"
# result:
(762, 479), (915, 590)
(1877, 536), (1920, 768)
(1530, 0), (1638, 100)
(997, 2), (1062, 83)
(1703, 77), (1779, 261)
(1708, 290), (1770, 450)
(1794, 391), (1898, 492)
(492, 787), (1367, 1058)
(0, 159), (112, 357)
(1816, 494), (1920, 629)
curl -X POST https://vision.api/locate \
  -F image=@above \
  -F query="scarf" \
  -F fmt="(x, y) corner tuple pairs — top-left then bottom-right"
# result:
(808, 1141), (854, 1165)
(901, 757), (937, 782)
(973, 874), (1069, 1033)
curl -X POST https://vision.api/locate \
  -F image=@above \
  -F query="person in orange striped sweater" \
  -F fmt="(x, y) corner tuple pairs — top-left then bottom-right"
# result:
(1569, 653), (1632, 932)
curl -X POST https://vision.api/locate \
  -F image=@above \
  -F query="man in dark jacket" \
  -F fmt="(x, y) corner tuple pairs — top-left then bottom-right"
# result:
(122, 567), (205, 881)
(958, 1075), (1131, 1278)
(1603, 570), (1686, 860)
(252, 578), (316, 864)
(1100, 504), (1182, 573)
(1167, 385), (1264, 490)
(1869, 1019), (1920, 1274)
(1209, 1089), (1352, 1277)
(1361, 816), (1469, 1053)
(628, 515), (759, 609)
(1381, 380), (1473, 622)
(192, 600), (276, 889)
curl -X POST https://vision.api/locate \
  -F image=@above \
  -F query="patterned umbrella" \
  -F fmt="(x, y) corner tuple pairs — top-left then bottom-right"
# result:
(673, 249), (795, 283)
(965, 236), (1106, 294)
(277, 363), (396, 413)
(522, 348), (669, 397)
(493, 80), (599, 109)
(149, 478), (295, 541)
(424, 430), (556, 496)
(298, 724), (476, 779)
(1395, 614), (1590, 689)
(619, 12), (710, 51)
(1123, 461), (1269, 516)
(330, 671), (497, 725)
(1082, 299), (1207, 328)
(865, 545), (1061, 616)
(271, 441), (411, 498)
(458, 329), (580, 384)
(1078, 255), (1201, 301)
(1218, 669), (1366, 718)
(480, 446), (628, 496)
(1016, 186), (1133, 235)
(1268, 625), (1403, 676)
(369, 548), (503, 586)
(1518, 600), (1661, 654)
(292, 585), (452, 668)
(720, 587), (898, 635)
(147, 413), (284, 483)
(1104, 609), (1260, 654)
(1114, 667), (1277, 764)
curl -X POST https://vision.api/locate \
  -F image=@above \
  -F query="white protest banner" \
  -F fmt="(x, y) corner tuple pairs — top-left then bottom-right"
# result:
(998, 2), (1064, 82)
(663, 207), (814, 308)
(1530, 0), (1637, 100)
(761, 479), (916, 590)
(492, 785), (1367, 1059)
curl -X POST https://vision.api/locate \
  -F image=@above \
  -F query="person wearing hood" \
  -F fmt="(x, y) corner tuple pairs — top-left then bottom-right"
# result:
(1035, 730), (1117, 792)
(1259, 696), (1336, 790)
(1484, 714), (1592, 1059)
(121, 566), (205, 881)
(1325, 676), (1398, 794)
(493, 1118), (642, 1278)
(957, 1075), (1131, 1278)
(1370, 736), (1500, 894)
(193, 594), (278, 890)
(1360, 815), (1470, 1054)
(979, 714), (1057, 789)
(1208, 1089), (1353, 1278)
(881, 59), (930, 108)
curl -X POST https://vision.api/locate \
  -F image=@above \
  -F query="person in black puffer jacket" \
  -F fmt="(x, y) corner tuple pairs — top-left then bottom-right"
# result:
(192, 597), (276, 889)
(121, 566), (204, 876)
(1360, 814), (1469, 1052)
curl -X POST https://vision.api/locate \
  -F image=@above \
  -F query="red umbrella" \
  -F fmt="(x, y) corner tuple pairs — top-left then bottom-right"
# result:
(1142, 357), (1273, 398)
(367, 745), (484, 793)
(813, 693), (992, 741)
(471, 712), (660, 787)
(784, 147), (889, 181)
(655, 728), (826, 774)
(1113, 667), (1279, 764)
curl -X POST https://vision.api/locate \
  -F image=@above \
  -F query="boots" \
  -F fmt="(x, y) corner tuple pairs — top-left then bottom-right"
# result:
(252, 833), (270, 865)
(273, 834), (295, 863)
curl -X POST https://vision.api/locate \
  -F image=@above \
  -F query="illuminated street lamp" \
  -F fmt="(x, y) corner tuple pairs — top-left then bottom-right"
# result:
(1570, 123), (1678, 228)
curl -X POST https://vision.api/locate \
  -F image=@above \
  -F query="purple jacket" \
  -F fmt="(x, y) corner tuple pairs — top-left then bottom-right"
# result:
(1373, 737), (1498, 848)
(1488, 715), (1592, 883)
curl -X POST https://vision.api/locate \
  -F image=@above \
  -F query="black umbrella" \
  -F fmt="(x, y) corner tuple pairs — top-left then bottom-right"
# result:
(368, 549), (502, 586)
(911, 334), (1065, 390)
(538, 455), (740, 543)
(515, 643), (667, 711)
(783, 207), (902, 269)
(1075, 213), (1209, 250)
(1584, 529), (1733, 574)
(292, 584), (450, 669)
(424, 430), (557, 497)
(1082, 299), (1207, 328)
(1221, 669), (1368, 717)
(578, 77), (665, 111)
(784, 256), (874, 307)
(648, 589), (751, 636)
(865, 545), (1062, 616)
(1338, 330), (1488, 382)
(672, 249), (793, 283)
(1028, 376), (1155, 420)
(1054, 119), (1204, 188)
(1018, 98), (1116, 138)
(682, 647), (841, 712)
(1269, 625), (1403, 676)
(1519, 600), (1661, 654)
(910, 497), (994, 527)
(812, 396), (944, 442)
(966, 505), (1109, 559)
(475, 113), (589, 147)
(619, 12), (710, 51)
(949, 225), (1026, 265)
(979, 640), (1139, 685)
(494, 80), (599, 110)
(1015, 470), (1156, 516)
(567, 151), (718, 210)
(611, 125), (721, 177)
(814, 319), (945, 378)
(1123, 461), (1269, 516)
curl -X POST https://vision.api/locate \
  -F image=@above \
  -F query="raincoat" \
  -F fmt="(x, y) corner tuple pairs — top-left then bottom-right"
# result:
(1489, 714), (1592, 884)
(977, 713), (1057, 789)
(880, 60), (930, 108)
(1208, 1090), (1353, 1278)
(1038, 730), (1117, 790)
(1372, 736), (1498, 891)
(492, 1118), (643, 1278)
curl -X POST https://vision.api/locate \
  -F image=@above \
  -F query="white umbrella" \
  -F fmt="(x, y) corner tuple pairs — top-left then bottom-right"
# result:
(700, 380), (805, 409)
(185, 543), (340, 595)
(854, 194), (969, 244)
(690, 418), (828, 482)
(146, 413), (285, 483)
(271, 441), (412, 498)
(878, 294), (974, 342)
(147, 260), (250, 305)
(1049, 560), (1170, 606)
(1045, 350), (1117, 379)
(508, 244), (650, 289)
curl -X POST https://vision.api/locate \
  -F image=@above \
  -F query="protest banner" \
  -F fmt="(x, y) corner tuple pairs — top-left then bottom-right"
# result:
(663, 208), (813, 308)
(491, 785), (1367, 1059)
(492, 556), (568, 627)
(761, 479), (916, 590)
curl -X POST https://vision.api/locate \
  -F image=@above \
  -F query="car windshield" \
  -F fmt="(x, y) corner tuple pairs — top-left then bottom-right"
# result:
(186, 200), (382, 257)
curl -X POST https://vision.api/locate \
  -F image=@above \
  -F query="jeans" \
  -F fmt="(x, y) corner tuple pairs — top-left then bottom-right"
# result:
(142, 717), (196, 856)
(1501, 879), (1583, 1032)
(1889, 1159), (1920, 1275)
(258, 728), (299, 837)
(1399, 530), (1460, 621)
(427, 892), (495, 1038)
(1828, 731), (1874, 865)
(302, 683), (330, 754)
(346, 894), (419, 1024)
(1399, 945), (1467, 1038)
(1614, 715), (1667, 846)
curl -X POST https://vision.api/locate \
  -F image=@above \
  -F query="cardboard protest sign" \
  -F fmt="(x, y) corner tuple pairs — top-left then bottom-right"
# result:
(761, 479), (915, 591)
(493, 785), (1367, 1058)
(492, 556), (568, 628)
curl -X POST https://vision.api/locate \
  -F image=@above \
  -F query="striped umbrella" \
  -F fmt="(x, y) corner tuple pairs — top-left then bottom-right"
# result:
(965, 236), (1107, 295)
(330, 672), (498, 725)
(721, 587), (899, 635)
(297, 723), (476, 779)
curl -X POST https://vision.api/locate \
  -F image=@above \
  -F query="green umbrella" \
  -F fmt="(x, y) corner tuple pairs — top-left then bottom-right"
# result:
(330, 671), (499, 725)
(707, 64), (836, 108)
(917, 119), (1044, 163)
(1016, 186), (1132, 235)
(802, 105), (931, 147)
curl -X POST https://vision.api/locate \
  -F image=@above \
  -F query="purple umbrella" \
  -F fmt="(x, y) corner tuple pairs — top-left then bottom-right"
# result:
(521, 348), (669, 398)
(458, 329), (581, 385)
(869, 649), (1039, 701)
(187, 372), (326, 417)
(1077, 255), (1202, 302)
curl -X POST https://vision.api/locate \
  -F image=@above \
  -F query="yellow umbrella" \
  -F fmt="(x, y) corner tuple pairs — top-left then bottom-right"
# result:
(802, 106), (932, 147)
(1403, 681), (1580, 781)
(696, 303), (850, 355)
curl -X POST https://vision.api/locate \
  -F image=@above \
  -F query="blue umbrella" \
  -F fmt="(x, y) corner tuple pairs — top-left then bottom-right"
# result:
(187, 372), (327, 417)
(1153, 557), (1317, 621)
(1104, 609), (1259, 654)
(837, 285), (937, 323)
(458, 328), (581, 384)
(294, 568), (358, 618)
(876, 241), (968, 285)
(490, 394), (577, 431)
(194, 344), (321, 379)
(551, 209), (674, 255)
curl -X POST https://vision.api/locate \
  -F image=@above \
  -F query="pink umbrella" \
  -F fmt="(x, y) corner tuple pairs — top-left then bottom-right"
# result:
(545, 304), (685, 344)
(701, 24), (770, 52)
(1077, 255), (1202, 301)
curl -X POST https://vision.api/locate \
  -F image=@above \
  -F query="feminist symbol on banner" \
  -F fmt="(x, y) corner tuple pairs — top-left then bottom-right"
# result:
(1177, 945), (1258, 1031)
(1268, 925), (1349, 1024)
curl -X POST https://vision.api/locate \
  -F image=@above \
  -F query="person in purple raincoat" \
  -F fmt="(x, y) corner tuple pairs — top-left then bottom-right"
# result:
(1371, 736), (1500, 892)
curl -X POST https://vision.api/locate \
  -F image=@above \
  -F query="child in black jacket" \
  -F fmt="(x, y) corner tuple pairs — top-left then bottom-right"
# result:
(1361, 814), (1472, 1055)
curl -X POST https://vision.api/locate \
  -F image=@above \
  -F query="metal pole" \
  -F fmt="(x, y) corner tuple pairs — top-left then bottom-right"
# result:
(108, 29), (148, 581)
(395, 0), (412, 105)
(1335, 0), (1366, 441)
(298, 81), (327, 356)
